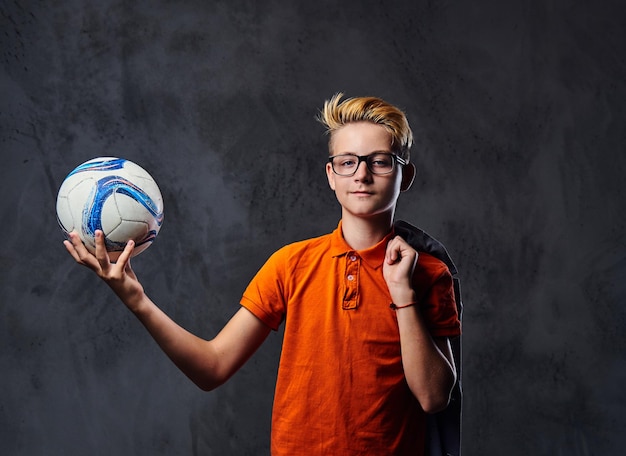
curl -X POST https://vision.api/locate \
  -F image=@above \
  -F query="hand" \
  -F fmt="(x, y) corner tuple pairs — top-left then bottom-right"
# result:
(63, 230), (145, 309)
(383, 235), (418, 304)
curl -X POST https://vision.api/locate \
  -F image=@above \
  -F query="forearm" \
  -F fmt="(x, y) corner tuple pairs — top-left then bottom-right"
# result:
(117, 290), (223, 390)
(392, 291), (456, 413)
(128, 292), (224, 390)
(64, 231), (261, 390)
(117, 290), (270, 391)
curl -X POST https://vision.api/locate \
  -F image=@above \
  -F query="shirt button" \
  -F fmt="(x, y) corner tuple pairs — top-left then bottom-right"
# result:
(349, 255), (357, 262)
(347, 274), (354, 281)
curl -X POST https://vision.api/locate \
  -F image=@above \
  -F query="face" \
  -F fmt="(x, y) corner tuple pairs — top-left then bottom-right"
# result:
(325, 122), (414, 222)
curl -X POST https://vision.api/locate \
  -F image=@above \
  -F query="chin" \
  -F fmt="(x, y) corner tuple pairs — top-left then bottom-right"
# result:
(344, 206), (394, 219)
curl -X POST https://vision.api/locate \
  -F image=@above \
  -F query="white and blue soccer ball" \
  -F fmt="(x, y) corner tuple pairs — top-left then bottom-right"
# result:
(56, 157), (164, 259)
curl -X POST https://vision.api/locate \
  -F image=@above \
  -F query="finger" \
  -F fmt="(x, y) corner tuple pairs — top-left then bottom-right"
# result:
(65, 231), (102, 271)
(387, 236), (418, 265)
(385, 238), (401, 264)
(67, 231), (93, 259)
(94, 230), (112, 269)
(67, 231), (85, 250)
(392, 235), (410, 249)
(115, 239), (135, 269)
(63, 238), (82, 263)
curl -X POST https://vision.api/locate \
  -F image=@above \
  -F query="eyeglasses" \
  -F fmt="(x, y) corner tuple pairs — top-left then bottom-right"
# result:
(328, 153), (407, 176)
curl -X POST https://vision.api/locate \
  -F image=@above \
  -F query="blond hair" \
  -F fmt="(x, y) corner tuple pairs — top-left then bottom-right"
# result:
(317, 93), (413, 161)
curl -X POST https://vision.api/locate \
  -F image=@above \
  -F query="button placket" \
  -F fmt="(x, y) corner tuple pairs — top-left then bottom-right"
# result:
(342, 252), (360, 310)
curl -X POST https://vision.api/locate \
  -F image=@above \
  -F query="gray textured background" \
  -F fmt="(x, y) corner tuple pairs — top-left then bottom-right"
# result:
(2, 1), (625, 455)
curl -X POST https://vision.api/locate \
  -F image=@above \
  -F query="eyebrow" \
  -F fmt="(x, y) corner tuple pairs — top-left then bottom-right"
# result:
(333, 150), (394, 155)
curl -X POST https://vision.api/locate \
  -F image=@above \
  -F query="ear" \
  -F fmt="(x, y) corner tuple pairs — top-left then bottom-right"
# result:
(326, 162), (336, 191)
(400, 163), (415, 192)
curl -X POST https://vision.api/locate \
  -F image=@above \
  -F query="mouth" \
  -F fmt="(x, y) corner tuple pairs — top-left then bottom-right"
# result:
(351, 190), (374, 197)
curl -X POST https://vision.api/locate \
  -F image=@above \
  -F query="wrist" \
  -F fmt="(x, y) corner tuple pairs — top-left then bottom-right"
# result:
(112, 285), (146, 313)
(389, 289), (416, 307)
(390, 301), (417, 310)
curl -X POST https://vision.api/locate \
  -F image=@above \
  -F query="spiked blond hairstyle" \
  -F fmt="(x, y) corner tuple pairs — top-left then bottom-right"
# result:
(317, 93), (414, 161)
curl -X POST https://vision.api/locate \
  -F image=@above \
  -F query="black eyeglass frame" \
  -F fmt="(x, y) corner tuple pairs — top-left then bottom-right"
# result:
(328, 153), (407, 176)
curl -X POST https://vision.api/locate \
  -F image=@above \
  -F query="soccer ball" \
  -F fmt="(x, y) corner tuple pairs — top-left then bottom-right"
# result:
(56, 157), (164, 260)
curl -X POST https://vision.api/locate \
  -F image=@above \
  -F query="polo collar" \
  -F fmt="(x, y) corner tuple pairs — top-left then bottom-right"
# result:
(329, 220), (394, 269)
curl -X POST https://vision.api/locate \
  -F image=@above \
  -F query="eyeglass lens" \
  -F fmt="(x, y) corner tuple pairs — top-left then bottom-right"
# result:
(330, 153), (396, 176)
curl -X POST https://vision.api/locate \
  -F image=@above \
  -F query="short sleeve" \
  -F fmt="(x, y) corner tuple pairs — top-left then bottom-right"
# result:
(240, 248), (288, 331)
(414, 253), (461, 338)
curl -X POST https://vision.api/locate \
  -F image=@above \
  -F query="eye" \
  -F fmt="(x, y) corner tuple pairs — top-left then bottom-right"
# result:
(337, 156), (357, 167)
(369, 154), (393, 168)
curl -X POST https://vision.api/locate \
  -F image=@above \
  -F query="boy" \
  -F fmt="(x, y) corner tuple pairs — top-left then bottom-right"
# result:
(64, 93), (461, 455)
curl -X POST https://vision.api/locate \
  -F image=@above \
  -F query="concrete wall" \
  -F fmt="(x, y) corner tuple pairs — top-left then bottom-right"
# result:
(1, 1), (625, 454)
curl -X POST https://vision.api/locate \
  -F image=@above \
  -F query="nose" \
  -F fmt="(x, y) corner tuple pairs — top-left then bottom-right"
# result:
(353, 159), (372, 180)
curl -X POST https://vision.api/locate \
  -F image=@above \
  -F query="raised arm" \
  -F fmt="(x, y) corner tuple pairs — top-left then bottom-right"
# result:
(64, 230), (271, 391)
(383, 235), (456, 413)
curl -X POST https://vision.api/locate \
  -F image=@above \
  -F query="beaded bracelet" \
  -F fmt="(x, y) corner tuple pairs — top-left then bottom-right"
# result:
(389, 302), (417, 310)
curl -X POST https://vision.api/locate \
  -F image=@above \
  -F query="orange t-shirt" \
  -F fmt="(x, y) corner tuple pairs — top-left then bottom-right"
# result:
(241, 222), (461, 455)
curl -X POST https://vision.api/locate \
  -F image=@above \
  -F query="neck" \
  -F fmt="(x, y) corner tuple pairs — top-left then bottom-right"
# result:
(341, 212), (394, 251)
